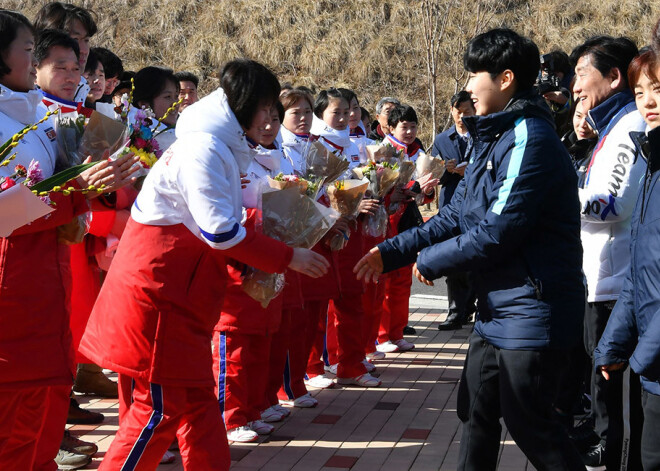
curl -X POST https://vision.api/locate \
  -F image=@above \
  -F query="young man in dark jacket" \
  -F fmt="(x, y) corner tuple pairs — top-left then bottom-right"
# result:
(431, 91), (476, 330)
(355, 28), (585, 470)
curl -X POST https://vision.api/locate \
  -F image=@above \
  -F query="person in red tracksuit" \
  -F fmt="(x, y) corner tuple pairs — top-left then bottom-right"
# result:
(0, 12), (139, 471)
(214, 104), (288, 443)
(373, 105), (438, 354)
(79, 60), (329, 471)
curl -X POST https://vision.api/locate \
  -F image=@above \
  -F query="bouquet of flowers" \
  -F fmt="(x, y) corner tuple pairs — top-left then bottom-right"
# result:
(325, 179), (369, 250)
(415, 153), (446, 181)
(352, 161), (400, 238)
(54, 110), (130, 172)
(366, 143), (403, 165)
(0, 114), (103, 237)
(242, 186), (339, 307)
(397, 160), (416, 186)
(303, 141), (350, 185)
(267, 173), (322, 199)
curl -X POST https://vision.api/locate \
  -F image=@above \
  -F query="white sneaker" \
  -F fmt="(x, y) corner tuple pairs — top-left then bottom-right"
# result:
(393, 338), (415, 351)
(324, 363), (338, 375)
(272, 404), (291, 417)
(366, 351), (386, 361)
(160, 450), (176, 464)
(304, 374), (335, 389)
(376, 341), (398, 353)
(261, 406), (284, 423)
(337, 373), (382, 387)
(249, 420), (274, 435)
(280, 393), (318, 408)
(362, 359), (376, 373)
(227, 425), (258, 442)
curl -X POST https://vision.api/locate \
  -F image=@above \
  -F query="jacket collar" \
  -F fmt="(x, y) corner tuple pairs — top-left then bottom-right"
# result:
(462, 90), (553, 142)
(587, 90), (634, 134)
(631, 127), (660, 174)
(0, 85), (44, 125)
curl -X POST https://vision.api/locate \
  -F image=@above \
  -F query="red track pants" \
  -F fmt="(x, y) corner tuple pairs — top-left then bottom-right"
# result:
(213, 331), (271, 430)
(101, 375), (229, 471)
(326, 294), (368, 379)
(362, 279), (387, 354)
(0, 385), (69, 471)
(378, 264), (413, 343)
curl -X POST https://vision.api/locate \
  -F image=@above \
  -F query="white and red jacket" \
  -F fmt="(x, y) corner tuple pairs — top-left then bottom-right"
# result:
(382, 133), (425, 162)
(79, 88), (294, 387)
(280, 126), (309, 174)
(0, 85), (89, 389)
(310, 115), (362, 172)
(350, 122), (374, 164)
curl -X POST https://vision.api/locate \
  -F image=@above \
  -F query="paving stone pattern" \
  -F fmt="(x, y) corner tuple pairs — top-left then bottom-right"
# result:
(68, 308), (533, 470)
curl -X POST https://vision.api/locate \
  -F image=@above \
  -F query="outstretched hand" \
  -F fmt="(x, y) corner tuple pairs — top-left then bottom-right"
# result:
(599, 362), (626, 380)
(354, 246), (384, 283)
(77, 151), (140, 197)
(413, 263), (434, 286)
(288, 247), (330, 278)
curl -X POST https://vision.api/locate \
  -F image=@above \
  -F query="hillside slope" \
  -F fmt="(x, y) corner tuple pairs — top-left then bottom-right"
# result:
(9, 0), (659, 143)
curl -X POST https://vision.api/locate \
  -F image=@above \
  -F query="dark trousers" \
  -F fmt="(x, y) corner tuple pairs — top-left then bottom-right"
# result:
(456, 335), (584, 471)
(585, 302), (643, 470)
(445, 271), (476, 324)
(642, 391), (660, 471)
(585, 301), (615, 444)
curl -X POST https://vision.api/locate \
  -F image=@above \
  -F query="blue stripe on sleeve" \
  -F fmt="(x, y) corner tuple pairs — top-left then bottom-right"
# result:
(491, 117), (527, 215)
(199, 222), (240, 244)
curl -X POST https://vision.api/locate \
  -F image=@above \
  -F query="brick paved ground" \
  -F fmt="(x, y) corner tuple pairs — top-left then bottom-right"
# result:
(68, 308), (533, 470)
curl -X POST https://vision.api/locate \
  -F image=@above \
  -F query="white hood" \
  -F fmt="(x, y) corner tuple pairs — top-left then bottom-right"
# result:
(310, 115), (351, 149)
(0, 85), (44, 125)
(176, 87), (254, 174)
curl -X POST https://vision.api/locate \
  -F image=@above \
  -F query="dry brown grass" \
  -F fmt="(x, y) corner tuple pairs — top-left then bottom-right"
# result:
(7, 0), (659, 144)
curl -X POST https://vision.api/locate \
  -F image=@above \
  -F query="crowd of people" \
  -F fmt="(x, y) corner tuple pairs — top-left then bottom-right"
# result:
(1, 2), (660, 471)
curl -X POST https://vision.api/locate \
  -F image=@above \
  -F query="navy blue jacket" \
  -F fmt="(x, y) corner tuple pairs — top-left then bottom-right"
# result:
(595, 128), (660, 395)
(431, 125), (470, 207)
(378, 93), (585, 350)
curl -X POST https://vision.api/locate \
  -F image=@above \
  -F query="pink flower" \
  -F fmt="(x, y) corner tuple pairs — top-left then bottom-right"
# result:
(1, 178), (16, 191)
(39, 195), (52, 205)
(134, 137), (148, 149)
(27, 160), (43, 184)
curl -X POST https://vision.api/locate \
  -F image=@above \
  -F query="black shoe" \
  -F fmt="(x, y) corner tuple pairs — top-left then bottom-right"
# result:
(67, 398), (104, 425)
(437, 319), (463, 331)
(403, 325), (416, 335)
(569, 418), (599, 452)
(582, 443), (606, 469)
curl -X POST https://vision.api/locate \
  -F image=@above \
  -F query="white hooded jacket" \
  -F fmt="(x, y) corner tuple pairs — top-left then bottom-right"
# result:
(242, 144), (283, 209)
(131, 87), (255, 250)
(581, 95), (646, 302)
(0, 85), (58, 179)
(280, 126), (308, 175)
(310, 115), (361, 170)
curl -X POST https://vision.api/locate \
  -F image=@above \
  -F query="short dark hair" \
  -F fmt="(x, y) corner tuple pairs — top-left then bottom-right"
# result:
(220, 59), (281, 129)
(93, 47), (122, 79)
(549, 50), (571, 76)
(360, 106), (371, 122)
(338, 88), (358, 106)
(464, 28), (540, 91)
(388, 104), (418, 128)
(175, 71), (199, 88)
(132, 66), (179, 109)
(34, 2), (97, 37)
(314, 88), (346, 119)
(279, 87), (313, 111)
(628, 49), (658, 90)
(450, 90), (472, 109)
(570, 36), (638, 86)
(34, 28), (80, 65)
(274, 101), (284, 122)
(0, 10), (34, 78)
(83, 48), (99, 75)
